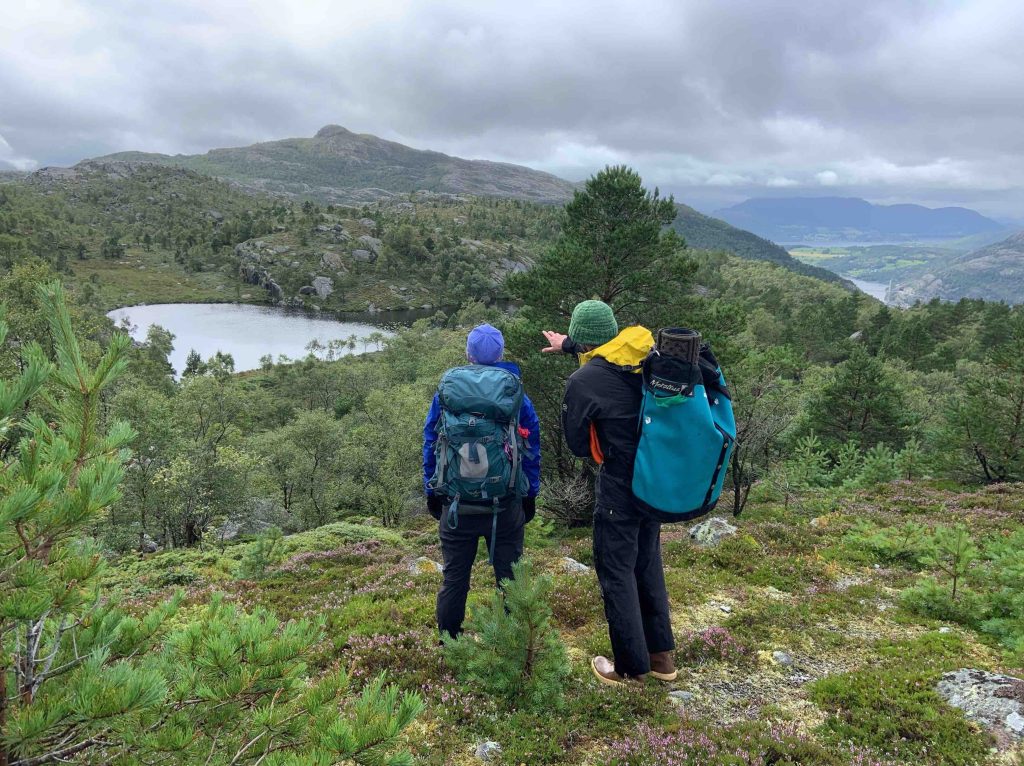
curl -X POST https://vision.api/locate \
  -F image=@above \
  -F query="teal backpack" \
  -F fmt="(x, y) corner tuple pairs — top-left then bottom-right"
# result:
(429, 365), (528, 557)
(631, 328), (737, 522)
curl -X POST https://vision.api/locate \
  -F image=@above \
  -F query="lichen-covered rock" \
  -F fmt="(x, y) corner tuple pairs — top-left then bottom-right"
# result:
(351, 248), (376, 263)
(688, 516), (738, 547)
(409, 556), (443, 575)
(474, 741), (502, 762)
(936, 668), (1024, 746)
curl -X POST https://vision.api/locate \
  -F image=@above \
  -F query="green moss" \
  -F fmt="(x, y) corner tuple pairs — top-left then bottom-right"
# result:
(810, 668), (991, 765)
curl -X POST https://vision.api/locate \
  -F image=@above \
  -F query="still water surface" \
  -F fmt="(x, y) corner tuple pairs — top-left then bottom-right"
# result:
(108, 303), (397, 375)
(847, 277), (891, 302)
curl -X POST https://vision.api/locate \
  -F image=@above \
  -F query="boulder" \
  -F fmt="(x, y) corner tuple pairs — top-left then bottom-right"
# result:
(359, 217), (376, 228)
(320, 251), (345, 270)
(688, 516), (738, 547)
(358, 235), (383, 254)
(312, 276), (334, 298)
(139, 534), (158, 554)
(351, 248), (377, 263)
(561, 557), (591, 574)
(772, 650), (794, 667)
(936, 669), (1024, 745)
(298, 285), (316, 296)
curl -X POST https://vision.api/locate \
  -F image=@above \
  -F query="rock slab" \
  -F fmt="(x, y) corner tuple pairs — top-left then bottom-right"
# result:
(936, 668), (1024, 746)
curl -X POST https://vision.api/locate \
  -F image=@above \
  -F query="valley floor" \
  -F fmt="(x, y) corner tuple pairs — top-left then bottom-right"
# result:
(109, 481), (1024, 765)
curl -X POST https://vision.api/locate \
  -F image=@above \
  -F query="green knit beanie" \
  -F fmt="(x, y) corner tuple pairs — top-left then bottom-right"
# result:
(568, 300), (618, 347)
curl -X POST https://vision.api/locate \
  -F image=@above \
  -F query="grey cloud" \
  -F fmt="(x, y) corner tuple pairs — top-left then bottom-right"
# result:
(1, 0), (1022, 215)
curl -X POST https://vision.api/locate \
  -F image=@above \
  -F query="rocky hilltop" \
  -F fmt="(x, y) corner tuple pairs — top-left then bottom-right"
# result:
(891, 230), (1024, 305)
(97, 125), (577, 205)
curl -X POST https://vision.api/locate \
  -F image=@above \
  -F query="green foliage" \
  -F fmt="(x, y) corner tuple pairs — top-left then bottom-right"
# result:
(895, 436), (926, 480)
(0, 284), (422, 765)
(237, 525), (285, 579)
(796, 346), (913, 453)
(921, 524), (979, 602)
(843, 521), (930, 567)
(810, 668), (990, 765)
(852, 443), (898, 487)
(785, 433), (829, 488)
(444, 559), (570, 710)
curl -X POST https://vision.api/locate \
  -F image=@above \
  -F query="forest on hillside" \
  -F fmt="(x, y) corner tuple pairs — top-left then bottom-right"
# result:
(1, 166), (1022, 765)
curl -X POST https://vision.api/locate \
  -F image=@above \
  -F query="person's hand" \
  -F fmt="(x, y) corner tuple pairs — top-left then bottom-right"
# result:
(522, 496), (537, 523)
(541, 331), (568, 353)
(427, 494), (443, 520)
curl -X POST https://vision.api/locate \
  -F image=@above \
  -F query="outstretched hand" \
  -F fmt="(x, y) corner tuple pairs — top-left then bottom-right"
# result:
(541, 330), (567, 354)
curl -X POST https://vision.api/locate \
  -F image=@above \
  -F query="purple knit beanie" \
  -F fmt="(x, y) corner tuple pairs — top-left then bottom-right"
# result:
(466, 324), (504, 364)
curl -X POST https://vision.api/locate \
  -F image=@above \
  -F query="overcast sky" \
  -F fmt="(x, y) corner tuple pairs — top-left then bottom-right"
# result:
(2, 0), (1022, 217)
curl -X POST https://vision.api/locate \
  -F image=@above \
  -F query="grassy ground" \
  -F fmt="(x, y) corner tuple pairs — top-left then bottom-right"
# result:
(70, 246), (250, 310)
(108, 482), (1024, 765)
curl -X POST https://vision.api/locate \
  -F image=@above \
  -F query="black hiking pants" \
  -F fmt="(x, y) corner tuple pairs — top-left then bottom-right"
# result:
(593, 501), (675, 677)
(437, 501), (525, 638)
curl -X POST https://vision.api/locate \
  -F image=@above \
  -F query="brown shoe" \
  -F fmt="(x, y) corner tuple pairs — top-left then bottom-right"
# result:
(649, 651), (678, 682)
(591, 656), (645, 686)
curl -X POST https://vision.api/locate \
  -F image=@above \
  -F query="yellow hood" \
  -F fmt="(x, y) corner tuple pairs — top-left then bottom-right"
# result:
(578, 326), (654, 370)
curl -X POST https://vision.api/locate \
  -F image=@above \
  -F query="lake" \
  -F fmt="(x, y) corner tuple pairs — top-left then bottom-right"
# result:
(107, 303), (399, 375)
(847, 277), (891, 302)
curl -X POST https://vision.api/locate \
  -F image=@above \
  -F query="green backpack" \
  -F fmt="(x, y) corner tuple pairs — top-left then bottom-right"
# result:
(429, 365), (527, 557)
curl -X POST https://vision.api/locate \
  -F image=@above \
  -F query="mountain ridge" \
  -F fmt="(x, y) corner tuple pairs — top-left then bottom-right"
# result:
(95, 124), (578, 205)
(716, 196), (1005, 243)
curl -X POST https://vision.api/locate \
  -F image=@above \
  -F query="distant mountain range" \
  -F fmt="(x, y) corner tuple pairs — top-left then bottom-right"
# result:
(97, 124), (577, 205)
(715, 196), (1006, 244)
(672, 204), (844, 283)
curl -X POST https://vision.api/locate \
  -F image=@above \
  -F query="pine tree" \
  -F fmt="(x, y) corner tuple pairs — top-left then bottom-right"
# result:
(237, 526), (285, 579)
(444, 560), (569, 710)
(830, 441), (864, 487)
(0, 283), (422, 765)
(785, 433), (829, 489)
(895, 437), (926, 480)
(923, 524), (978, 602)
(854, 443), (899, 487)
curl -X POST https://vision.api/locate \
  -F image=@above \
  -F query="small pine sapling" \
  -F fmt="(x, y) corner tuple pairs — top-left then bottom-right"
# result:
(786, 433), (829, 489)
(237, 525), (285, 579)
(923, 524), (979, 602)
(443, 559), (569, 710)
(830, 441), (864, 487)
(853, 443), (898, 487)
(895, 437), (926, 480)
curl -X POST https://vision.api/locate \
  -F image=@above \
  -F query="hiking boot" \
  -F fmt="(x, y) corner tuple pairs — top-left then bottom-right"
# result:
(590, 656), (645, 687)
(648, 651), (677, 682)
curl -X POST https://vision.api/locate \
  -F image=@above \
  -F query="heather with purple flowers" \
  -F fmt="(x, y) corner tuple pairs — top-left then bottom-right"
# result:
(677, 627), (756, 666)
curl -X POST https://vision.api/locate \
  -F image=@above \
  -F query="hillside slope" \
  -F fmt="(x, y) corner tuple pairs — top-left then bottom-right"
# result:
(98, 125), (578, 205)
(891, 230), (1024, 305)
(672, 203), (850, 285)
(89, 128), (857, 287)
(716, 196), (1005, 243)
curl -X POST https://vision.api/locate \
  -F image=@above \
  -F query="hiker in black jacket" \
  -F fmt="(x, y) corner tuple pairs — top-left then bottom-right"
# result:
(541, 300), (676, 685)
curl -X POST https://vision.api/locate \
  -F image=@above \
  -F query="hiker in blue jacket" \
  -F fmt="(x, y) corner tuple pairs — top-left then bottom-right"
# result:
(423, 324), (541, 638)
